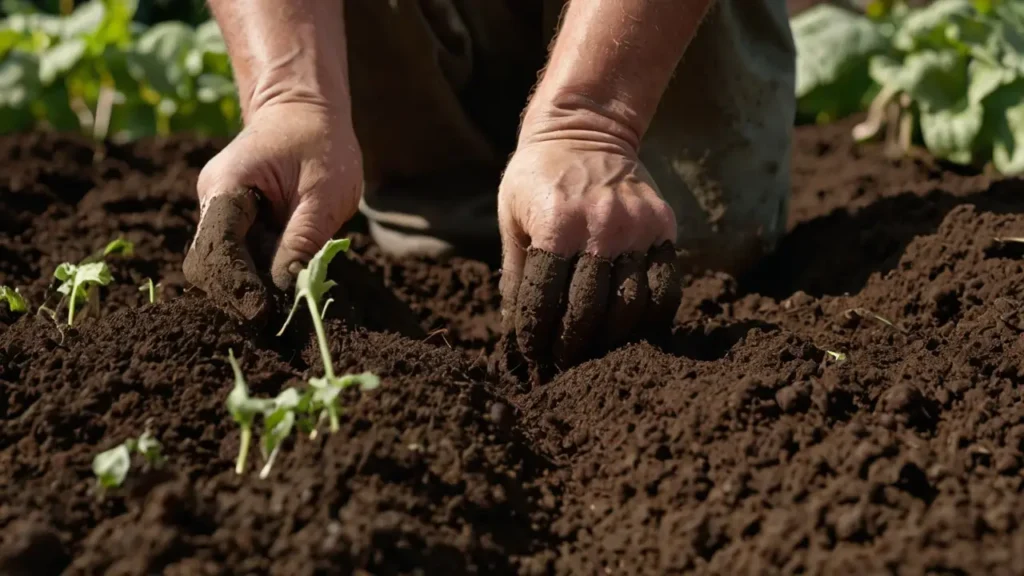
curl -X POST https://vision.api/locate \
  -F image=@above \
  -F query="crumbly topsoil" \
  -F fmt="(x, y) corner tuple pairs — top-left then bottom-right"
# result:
(4, 115), (1024, 574)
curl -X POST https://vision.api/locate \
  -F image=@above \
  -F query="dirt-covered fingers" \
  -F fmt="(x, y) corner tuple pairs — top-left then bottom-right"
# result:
(642, 241), (683, 337)
(553, 254), (611, 367)
(183, 187), (269, 323)
(513, 249), (572, 380)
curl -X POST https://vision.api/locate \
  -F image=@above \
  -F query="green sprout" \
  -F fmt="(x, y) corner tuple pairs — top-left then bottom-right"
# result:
(54, 261), (112, 325)
(103, 237), (135, 258)
(139, 278), (160, 304)
(277, 239), (381, 433)
(92, 444), (131, 489)
(826, 350), (848, 364)
(0, 285), (27, 313)
(225, 349), (270, 475)
(91, 429), (164, 489)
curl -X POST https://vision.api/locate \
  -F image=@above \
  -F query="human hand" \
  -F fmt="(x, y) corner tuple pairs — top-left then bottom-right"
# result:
(498, 137), (683, 379)
(183, 101), (363, 321)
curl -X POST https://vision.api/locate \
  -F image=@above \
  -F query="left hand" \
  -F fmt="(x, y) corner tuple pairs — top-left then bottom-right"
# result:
(497, 137), (683, 378)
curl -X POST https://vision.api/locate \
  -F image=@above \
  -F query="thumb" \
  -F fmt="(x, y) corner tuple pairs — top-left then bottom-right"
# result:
(270, 197), (340, 292)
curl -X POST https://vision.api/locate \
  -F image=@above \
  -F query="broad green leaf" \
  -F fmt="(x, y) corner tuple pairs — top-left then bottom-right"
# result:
(63, 1), (106, 39)
(889, 50), (968, 111)
(919, 100), (985, 164)
(7, 13), (64, 37)
(792, 5), (887, 99)
(984, 80), (1024, 174)
(193, 20), (225, 54)
(869, 54), (903, 86)
(107, 100), (156, 142)
(893, 0), (974, 51)
(127, 22), (194, 98)
(196, 73), (233, 103)
(968, 59), (1015, 104)
(92, 444), (131, 488)
(39, 39), (86, 85)
(0, 52), (40, 108)
(133, 430), (163, 465)
(0, 285), (27, 312)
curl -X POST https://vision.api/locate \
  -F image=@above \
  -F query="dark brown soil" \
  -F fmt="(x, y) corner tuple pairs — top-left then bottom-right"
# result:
(5, 110), (1024, 575)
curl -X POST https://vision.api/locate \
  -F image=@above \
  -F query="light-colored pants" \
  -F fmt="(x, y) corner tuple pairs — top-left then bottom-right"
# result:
(348, 0), (796, 275)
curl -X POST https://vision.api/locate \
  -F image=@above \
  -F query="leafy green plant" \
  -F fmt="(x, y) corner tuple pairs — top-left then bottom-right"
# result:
(0, 0), (239, 141)
(138, 276), (158, 303)
(0, 285), (27, 312)
(277, 239), (380, 433)
(92, 428), (163, 488)
(793, 0), (1024, 174)
(54, 260), (110, 324)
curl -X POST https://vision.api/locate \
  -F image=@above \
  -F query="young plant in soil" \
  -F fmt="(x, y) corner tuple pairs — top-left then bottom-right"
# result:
(277, 238), (381, 433)
(138, 278), (160, 304)
(54, 261), (112, 325)
(92, 429), (164, 489)
(0, 285), (27, 313)
(226, 348), (271, 475)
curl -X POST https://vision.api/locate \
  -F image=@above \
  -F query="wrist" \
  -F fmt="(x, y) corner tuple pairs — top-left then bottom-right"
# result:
(518, 89), (643, 153)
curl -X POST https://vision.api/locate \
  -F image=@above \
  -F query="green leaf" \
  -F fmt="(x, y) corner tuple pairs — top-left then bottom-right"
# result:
(225, 349), (270, 423)
(893, 0), (974, 51)
(39, 83), (82, 132)
(39, 38), (86, 85)
(193, 19), (225, 54)
(919, 100), (985, 164)
(62, 1), (106, 39)
(92, 443), (131, 488)
(0, 285), (27, 312)
(196, 73), (233, 103)
(103, 236), (134, 257)
(0, 52), (40, 108)
(126, 21), (194, 98)
(889, 50), (968, 112)
(793, 5), (887, 99)
(986, 80), (1024, 174)
(277, 238), (352, 336)
(7, 13), (64, 37)
(968, 58), (1015, 104)
(107, 100), (156, 142)
(335, 372), (382, 391)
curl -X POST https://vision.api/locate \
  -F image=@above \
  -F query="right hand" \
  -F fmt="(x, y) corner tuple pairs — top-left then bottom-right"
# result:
(183, 101), (363, 320)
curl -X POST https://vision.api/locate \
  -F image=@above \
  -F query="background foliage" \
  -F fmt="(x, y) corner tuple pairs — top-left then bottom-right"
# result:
(0, 0), (238, 142)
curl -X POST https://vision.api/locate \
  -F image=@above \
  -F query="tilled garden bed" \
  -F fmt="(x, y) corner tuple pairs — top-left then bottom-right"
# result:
(3, 116), (1024, 575)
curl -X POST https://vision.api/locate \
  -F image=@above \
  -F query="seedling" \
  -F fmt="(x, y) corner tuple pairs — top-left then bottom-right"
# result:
(54, 261), (112, 325)
(91, 429), (164, 489)
(139, 278), (160, 304)
(277, 239), (380, 433)
(0, 285), (27, 313)
(826, 350), (848, 364)
(225, 349), (270, 475)
(843, 307), (906, 334)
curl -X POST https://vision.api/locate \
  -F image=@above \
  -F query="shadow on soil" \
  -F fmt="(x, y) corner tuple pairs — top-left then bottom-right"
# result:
(740, 177), (1024, 299)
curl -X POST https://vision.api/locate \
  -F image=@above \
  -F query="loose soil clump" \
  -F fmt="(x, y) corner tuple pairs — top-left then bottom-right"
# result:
(5, 114), (1024, 574)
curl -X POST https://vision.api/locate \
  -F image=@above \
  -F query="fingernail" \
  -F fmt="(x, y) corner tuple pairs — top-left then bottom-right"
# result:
(288, 261), (304, 275)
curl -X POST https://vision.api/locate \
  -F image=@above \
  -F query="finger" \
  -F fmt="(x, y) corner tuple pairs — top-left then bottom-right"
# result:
(499, 236), (527, 333)
(553, 254), (611, 368)
(514, 248), (571, 375)
(183, 187), (269, 323)
(602, 252), (649, 350)
(270, 199), (342, 292)
(642, 242), (683, 337)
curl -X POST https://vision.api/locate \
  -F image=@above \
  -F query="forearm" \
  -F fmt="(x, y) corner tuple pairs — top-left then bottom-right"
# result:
(522, 0), (715, 150)
(208, 0), (350, 122)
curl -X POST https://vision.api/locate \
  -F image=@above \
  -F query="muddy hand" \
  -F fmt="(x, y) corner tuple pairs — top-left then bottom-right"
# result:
(185, 100), (364, 318)
(498, 140), (683, 380)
